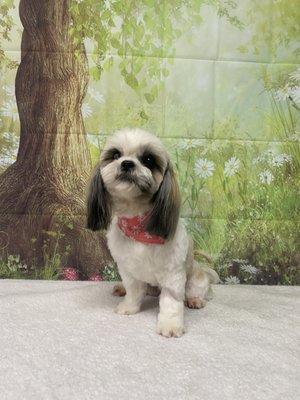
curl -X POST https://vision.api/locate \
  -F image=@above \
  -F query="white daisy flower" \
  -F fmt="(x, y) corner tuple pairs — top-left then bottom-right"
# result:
(254, 149), (276, 165)
(194, 158), (215, 179)
(271, 153), (292, 167)
(3, 85), (15, 97)
(224, 156), (240, 177)
(88, 87), (105, 103)
(0, 100), (18, 121)
(82, 103), (92, 118)
(289, 86), (300, 104)
(177, 139), (202, 150)
(176, 140), (190, 150)
(271, 156), (283, 167)
(289, 68), (300, 83)
(240, 264), (258, 275)
(259, 170), (274, 185)
(225, 276), (240, 285)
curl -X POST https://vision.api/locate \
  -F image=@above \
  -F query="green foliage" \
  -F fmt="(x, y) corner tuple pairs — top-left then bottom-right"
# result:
(216, 0), (244, 30)
(70, 0), (241, 102)
(102, 263), (121, 281)
(0, 254), (27, 279)
(0, 0), (17, 68)
(0, 215), (73, 280)
(172, 66), (300, 285)
(0, 71), (20, 172)
(239, 0), (300, 59)
(218, 220), (299, 285)
(1, 1), (299, 285)
(0, 130), (18, 173)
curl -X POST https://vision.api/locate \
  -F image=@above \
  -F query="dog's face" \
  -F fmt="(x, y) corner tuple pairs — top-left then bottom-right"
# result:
(100, 129), (168, 200)
(87, 129), (181, 239)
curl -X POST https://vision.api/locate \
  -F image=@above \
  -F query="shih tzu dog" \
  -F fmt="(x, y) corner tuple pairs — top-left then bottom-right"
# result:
(87, 128), (219, 338)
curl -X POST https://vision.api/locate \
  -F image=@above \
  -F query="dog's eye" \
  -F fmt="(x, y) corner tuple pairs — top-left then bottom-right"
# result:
(113, 150), (121, 160)
(141, 153), (156, 170)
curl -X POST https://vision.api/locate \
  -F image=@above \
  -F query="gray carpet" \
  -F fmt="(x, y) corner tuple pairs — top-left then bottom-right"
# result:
(0, 280), (299, 400)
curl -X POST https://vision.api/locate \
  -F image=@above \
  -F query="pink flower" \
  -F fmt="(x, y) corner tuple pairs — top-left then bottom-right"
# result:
(62, 267), (79, 281)
(89, 273), (103, 281)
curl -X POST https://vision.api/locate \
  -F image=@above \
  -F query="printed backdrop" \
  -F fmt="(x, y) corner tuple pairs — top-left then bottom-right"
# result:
(0, 0), (299, 284)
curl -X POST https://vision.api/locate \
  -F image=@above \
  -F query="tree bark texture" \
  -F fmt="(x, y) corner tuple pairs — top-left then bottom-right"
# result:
(0, 0), (112, 277)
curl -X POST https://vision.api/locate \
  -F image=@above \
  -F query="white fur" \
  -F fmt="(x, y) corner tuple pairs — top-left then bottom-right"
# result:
(108, 218), (188, 337)
(95, 128), (218, 338)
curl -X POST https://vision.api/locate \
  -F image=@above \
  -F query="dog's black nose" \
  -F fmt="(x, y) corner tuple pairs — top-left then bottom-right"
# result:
(121, 160), (135, 172)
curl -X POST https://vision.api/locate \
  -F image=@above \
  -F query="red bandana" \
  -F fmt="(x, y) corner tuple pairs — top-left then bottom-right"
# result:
(117, 213), (165, 245)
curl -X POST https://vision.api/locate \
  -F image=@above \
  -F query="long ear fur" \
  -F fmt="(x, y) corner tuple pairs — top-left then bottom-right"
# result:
(86, 165), (111, 231)
(146, 163), (181, 240)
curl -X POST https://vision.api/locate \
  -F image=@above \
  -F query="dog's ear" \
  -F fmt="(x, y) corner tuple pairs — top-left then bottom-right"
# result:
(146, 163), (181, 240)
(86, 165), (111, 231)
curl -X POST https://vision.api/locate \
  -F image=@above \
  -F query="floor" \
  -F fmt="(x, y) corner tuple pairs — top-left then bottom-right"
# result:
(0, 280), (299, 400)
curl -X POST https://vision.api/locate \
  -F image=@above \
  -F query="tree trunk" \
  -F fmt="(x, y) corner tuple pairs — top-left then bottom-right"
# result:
(0, 0), (112, 277)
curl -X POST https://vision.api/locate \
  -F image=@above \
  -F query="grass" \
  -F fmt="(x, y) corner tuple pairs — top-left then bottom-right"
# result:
(0, 254), (61, 280)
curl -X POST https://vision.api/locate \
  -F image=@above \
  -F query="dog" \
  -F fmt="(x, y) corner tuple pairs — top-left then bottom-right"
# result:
(87, 128), (219, 338)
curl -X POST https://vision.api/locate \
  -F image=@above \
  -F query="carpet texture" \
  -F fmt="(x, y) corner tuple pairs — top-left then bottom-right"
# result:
(0, 280), (299, 400)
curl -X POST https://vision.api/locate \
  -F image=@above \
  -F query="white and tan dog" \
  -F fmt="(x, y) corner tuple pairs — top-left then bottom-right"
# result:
(87, 128), (219, 338)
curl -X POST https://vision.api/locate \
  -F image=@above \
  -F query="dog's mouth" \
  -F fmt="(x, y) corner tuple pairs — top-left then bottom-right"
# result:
(116, 172), (136, 184)
(116, 172), (152, 193)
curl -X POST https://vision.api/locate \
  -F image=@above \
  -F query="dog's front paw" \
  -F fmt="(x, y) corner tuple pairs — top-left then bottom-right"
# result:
(156, 318), (185, 338)
(114, 301), (140, 315)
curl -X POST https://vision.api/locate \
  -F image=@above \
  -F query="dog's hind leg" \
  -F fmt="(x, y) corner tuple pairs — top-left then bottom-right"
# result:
(185, 263), (210, 309)
(185, 260), (220, 310)
(184, 238), (219, 309)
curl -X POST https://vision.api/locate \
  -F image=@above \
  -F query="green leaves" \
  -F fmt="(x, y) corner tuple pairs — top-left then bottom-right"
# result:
(124, 73), (139, 90)
(0, 0), (15, 68)
(68, 0), (244, 98)
(144, 93), (155, 104)
(90, 66), (102, 80)
(111, 37), (121, 50)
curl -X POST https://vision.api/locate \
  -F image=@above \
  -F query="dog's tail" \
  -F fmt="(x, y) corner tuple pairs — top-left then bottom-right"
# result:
(201, 265), (220, 284)
(194, 250), (220, 284)
(194, 249), (213, 264)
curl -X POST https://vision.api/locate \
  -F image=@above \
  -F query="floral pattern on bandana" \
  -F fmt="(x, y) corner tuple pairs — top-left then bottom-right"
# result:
(117, 214), (165, 245)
